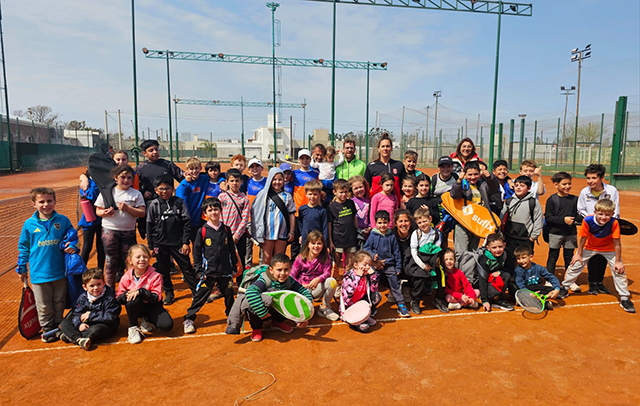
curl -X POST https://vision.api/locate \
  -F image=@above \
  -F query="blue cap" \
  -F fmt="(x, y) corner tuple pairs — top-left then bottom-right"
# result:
(280, 162), (293, 172)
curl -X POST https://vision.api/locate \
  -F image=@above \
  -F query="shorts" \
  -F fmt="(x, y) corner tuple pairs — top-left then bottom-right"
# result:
(548, 233), (577, 250)
(335, 246), (357, 254)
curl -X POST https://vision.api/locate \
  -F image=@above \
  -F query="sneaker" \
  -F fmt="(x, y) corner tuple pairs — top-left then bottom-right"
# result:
(588, 283), (599, 295)
(387, 293), (397, 304)
(491, 299), (514, 311)
(251, 329), (263, 342)
(183, 319), (196, 334)
(620, 299), (636, 313)
(410, 300), (422, 315)
(76, 337), (91, 351)
(545, 301), (554, 311)
(434, 298), (450, 314)
(370, 308), (378, 318)
(318, 306), (340, 321)
(140, 317), (156, 333)
(569, 283), (582, 293)
(365, 317), (377, 326)
(469, 300), (479, 308)
(59, 332), (73, 344)
(558, 288), (570, 299)
(163, 290), (175, 305)
(271, 321), (294, 333)
(225, 325), (240, 335)
(448, 302), (462, 310)
(206, 289), (222, 303)
(41, 330), (59, 343)
(127, 326), (144, 344)
(597, 283), (611, 295)
(349, 323), (370, 333)
(397, 304), (411, 318)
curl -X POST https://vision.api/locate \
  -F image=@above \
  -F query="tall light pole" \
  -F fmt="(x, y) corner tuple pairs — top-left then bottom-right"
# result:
(0, 1), (12, 171)
(433, 91), (442, 158)
(330, 0), (337, 146)
(560, 86), (575, 148)
(518, 113), (526, 165)
(267, 2), (280, 165)
(571, 44), (591, 173)
(423, 106), (429, 165)
(130, 0), (140, 164)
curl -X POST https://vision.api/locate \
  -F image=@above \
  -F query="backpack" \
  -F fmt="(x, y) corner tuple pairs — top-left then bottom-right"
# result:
(431, 172), (459, 196)
(236, 265), (293, 293)
(542, 194), (560, 243)
(457, 248), (487, 287)
(501, 196), (536, 238)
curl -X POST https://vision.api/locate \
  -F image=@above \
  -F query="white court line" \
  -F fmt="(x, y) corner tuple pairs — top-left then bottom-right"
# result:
(0, 299), (635, 356)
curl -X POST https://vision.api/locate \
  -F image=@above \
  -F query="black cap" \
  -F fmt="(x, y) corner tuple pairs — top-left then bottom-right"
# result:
(438, 156), (453, 166)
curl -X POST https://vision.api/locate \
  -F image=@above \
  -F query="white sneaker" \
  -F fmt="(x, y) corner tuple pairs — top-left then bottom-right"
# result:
(569, 283), (582, 293)
(127, 326), (144, 344)
(318, 306), (340, 321)
(183, 319), (196, 334)
(448, 302), (462, 310)
(365, 317), (377, 326)
(139, 317), (156, 333)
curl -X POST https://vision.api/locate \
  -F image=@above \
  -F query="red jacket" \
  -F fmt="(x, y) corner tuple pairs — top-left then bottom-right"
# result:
(445, 267), (476, 300)
(116, 266), (163, 301)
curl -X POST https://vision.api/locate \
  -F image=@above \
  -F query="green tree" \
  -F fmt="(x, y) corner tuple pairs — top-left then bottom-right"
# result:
(199, 140), (216, 158)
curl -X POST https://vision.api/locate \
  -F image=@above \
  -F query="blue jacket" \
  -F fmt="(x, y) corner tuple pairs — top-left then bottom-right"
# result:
(17, 211), (78, 284)
(78, 178), (102, 229)
(363, 228), (402, 270)
(72, 285), (121, 329)
(515, 262), (561, 291)
(176, 173), (209, 227)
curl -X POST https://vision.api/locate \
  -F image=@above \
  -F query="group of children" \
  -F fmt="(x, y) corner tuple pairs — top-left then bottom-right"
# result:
(16, 137), (635, 349)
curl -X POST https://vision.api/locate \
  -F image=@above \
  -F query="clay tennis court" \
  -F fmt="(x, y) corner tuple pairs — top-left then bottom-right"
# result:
(1, 164), (639, 405)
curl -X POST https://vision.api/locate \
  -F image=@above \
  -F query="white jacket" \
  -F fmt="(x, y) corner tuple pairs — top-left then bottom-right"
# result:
(577, 183), (619, 218)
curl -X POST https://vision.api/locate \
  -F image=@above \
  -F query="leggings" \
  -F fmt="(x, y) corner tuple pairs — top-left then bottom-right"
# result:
(81, 223), (105, 270)
(124, 295), (174, 331)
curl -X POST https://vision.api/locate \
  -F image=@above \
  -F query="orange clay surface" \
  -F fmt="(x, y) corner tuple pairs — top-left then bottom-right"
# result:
(1, 163), (640, 405)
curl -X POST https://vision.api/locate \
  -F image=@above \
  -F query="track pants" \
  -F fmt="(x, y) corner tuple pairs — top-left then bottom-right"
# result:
(155, 245), (197, 294)
(60, 311), (118, 342)
(184, 276), (234, 321)
(562, 250), (630, 299)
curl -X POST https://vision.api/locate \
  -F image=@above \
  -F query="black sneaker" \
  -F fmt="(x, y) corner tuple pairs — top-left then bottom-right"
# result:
(620, 299), (636, 313)
(588, 283), (599, 295)
(558, 288), (570, 299)
(597, 283), (611, 295)
(163, 290), (175, 305)
(545, 301), (554, 311)
(59, 332), (73, 344)
(491, 299), (514, 311)
(434, 298), (449, 313)
(410, 300), (422, 315)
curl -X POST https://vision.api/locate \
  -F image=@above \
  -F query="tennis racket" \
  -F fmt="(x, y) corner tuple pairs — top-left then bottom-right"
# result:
(515, 289), (548, 314)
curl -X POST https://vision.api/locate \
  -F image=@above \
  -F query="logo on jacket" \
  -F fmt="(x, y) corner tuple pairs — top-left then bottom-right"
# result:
(53, 223), (61, 230)
(205, 238), (212, 246)
(33, 228), (41, 233)
(393, 168), (398, 174)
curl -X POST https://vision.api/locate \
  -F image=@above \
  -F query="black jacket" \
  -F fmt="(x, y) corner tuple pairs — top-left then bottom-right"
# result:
(146, 196), (191, 249)
(72, 285), (121, 329)
(194, 223), (238, 277)
(449, 174), (500, 213)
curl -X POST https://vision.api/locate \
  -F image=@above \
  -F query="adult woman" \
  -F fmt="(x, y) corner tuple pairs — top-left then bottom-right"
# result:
(449, 137), (480, 174)
(364, 134), (405, 200)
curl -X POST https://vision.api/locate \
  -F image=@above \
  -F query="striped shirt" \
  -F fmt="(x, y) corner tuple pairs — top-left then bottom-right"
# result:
(266, 191), (296, 240)
(219, 190), (251, 241)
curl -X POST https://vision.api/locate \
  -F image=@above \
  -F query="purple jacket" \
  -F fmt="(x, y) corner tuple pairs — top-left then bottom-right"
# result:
(290, 256), (331, 286)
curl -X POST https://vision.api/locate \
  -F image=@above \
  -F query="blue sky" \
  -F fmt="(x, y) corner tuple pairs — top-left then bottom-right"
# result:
(3, 0), (639, 143)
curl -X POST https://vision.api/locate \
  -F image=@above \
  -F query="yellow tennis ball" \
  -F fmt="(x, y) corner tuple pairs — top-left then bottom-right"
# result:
(330, 279), (338, 289)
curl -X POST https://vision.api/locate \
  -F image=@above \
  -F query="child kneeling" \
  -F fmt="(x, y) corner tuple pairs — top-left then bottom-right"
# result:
(116, 245), (174, 344)
(60, 268), (121, 350)
(341, 251), (381, 333)
(442, 249), (479, 310)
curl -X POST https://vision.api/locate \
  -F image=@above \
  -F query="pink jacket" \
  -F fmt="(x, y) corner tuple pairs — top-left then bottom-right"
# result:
(445, 267), (476, 300)
(370, 192), (398, 228)
(290, 255), (331, 286)
(116, 266), (163, 300)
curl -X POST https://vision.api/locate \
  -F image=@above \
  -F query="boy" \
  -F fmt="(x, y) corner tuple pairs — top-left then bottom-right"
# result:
(450, 161), (500, 263)
(280, 162), (295, 195)
(239, 254), (312, 342)
(17, 187), (78, 342)
(405, 174), (441, 224)
(492, 159), (514, 200)
(545, 172), (580, 278)
(477, 233), (514, 312)
(403, 150), (423, 178)
(204, 161), (225, 198)
(183, 197), (239, 334)
(245, 158), (267, 266)
(328, 179), (358, 272)
(292, 149), (320, 258)
(479, 161), (503, 215)
(431, 156), (458, 198)
(220, 154), (250, 193)
(146, 175), (196, 304)
(500, 175), (543, 282)
(218, 168), (251, 271)
(363, 210), (411, 318)
(176, 157), (209, 242)
(298, 180), (329, 246)
(519, 160), (545, 199)
(577, 164), (620, 295)
(59, 268), (121, 350)
(561, 199), (634, 313)
(514, 245), (562, 309)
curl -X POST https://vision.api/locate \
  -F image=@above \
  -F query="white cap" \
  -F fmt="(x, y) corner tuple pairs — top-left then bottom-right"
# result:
(298, 149), (311, 158)
(248, 158), (263, 168)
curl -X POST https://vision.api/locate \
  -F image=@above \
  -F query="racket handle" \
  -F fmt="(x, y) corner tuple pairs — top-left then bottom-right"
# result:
(42, 328), (60, 339)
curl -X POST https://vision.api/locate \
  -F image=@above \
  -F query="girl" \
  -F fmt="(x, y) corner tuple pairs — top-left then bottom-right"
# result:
(442, 248), (480, 310)
(116, 245), (174, 344)
(400, 175), (417, 210)
(349, 175), (371, 243)
(341, 250), (381, 333)
(369, 172), (399, 227)
(251, 167), (296, 265)
(290, 230), (339, 321)
(95, 165), (145, 287)
(310, 145), (344, 185)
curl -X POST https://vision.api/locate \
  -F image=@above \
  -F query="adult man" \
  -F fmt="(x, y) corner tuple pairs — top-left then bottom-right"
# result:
(336, 139), (365, 180)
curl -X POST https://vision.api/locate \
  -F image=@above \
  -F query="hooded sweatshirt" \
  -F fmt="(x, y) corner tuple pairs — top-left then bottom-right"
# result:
(363, 228), (402, 270)
(250, 167), (284, 244)
(500, 193), (543, 240)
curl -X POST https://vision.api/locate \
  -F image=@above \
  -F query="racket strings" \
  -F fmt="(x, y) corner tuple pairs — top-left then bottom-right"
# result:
(516, 290), (545, 313)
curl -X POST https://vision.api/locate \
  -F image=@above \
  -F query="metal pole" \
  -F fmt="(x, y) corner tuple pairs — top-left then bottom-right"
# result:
(0, 2), (13, 171)
(439, 129), (443, 158)
(433, 92), (440, 158)
(598, 113), (604, 163)
(303, 98), (306, 155)
(174, 95), (179, 162)
(508, 119), (515, 170)
(240, 97), (245, 156)
(400, 106), (405, 155)
(480, 127), (484, 160)
(166, 51), (173, 161)
(365, 63), (370, 163)
(131, 0), (139, 164)
(104, 110), (109, 147)
(423, 107), (429, 165)
(489, 0), (503, 166)
(555, 117), (560, 171)
(290, 115), (293, 159)
(572, 58), (582, 174)
(498, 123), (503, 160)
(518, 116), (525, 166)
(532, 120), (537, 162)
(268, 3), (279, 165)
(210, 132), (213, 159)
(476, 113), (480, 143)
(465, 118), (468, 139)
(117, 109), (123, 150)
(330, 0), (337, 146)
